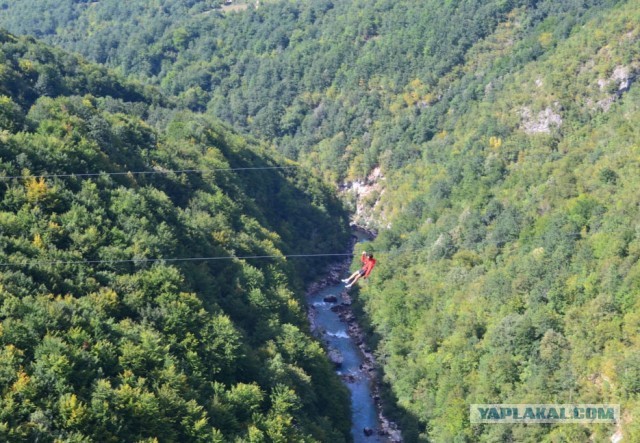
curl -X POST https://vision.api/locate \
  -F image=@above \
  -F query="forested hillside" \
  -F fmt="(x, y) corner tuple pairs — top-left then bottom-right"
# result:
(3, 0), (640, 442)
(0, 30), (352, 442)
(361, 1), (640, 441)
(0, 0), (623, 183)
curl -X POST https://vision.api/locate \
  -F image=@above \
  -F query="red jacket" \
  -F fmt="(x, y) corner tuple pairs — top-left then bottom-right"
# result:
(361, 255), (376, 278)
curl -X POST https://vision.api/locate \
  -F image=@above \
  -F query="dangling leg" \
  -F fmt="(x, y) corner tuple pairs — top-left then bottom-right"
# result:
(342, 270), (360, 284)
(345, 270), (364, 288)
(345, 275), (360, 288)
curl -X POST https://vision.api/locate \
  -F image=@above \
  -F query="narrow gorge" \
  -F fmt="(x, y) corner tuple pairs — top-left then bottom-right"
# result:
(306, 229), (401, 442)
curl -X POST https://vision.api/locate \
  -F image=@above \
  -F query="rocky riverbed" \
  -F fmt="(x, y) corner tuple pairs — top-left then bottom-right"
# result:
(306, 233), (402, 443)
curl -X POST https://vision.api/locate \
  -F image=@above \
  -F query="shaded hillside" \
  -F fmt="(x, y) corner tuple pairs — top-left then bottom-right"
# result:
(0, 31), (351, 442)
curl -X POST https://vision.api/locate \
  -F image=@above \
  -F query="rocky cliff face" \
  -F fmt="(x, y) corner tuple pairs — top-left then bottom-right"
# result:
(340, 166), (386, 231)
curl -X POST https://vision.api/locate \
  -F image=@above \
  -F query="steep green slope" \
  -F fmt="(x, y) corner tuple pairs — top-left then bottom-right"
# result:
(4, 1), (640, 441)
(0, 31), (351, 442)
(0, 0), (623, 183)
(360, 1), (640, 441)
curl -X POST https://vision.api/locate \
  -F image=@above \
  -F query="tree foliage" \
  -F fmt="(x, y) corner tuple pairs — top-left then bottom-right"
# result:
(2, 0), (640, 441)
(0, 33), (351, 442)
(359, 1), (640, 440)
(0, 0), (623, 182)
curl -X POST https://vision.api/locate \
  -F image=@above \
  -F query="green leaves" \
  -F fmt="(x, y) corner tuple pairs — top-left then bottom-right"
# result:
(0, 31), (351, 442)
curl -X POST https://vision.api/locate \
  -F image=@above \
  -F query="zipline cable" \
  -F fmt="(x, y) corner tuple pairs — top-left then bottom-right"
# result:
(0, 231), (584, 267)
(0, 252), (355, 267)
(0, 165), (300, 181)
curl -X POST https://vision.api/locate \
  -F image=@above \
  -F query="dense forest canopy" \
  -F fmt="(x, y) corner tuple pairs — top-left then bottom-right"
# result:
(2, 0), (640, 441)
(0, 30), (352, 442)
(0, 0), (624, 183)
(359, 1), (640, 441)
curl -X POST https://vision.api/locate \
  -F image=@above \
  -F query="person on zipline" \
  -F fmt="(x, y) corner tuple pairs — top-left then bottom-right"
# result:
(342, 251), (376, 288)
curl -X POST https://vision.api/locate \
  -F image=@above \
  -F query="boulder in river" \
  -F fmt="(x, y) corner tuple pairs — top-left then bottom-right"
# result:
(363, 427), (374, 436)
(328, 348), (343, 368)
(341, 374), (357, 383)
(323, 295), (338, 303)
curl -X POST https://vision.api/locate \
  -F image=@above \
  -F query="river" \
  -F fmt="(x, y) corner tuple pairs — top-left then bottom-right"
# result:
(307, 232), (401, 442)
